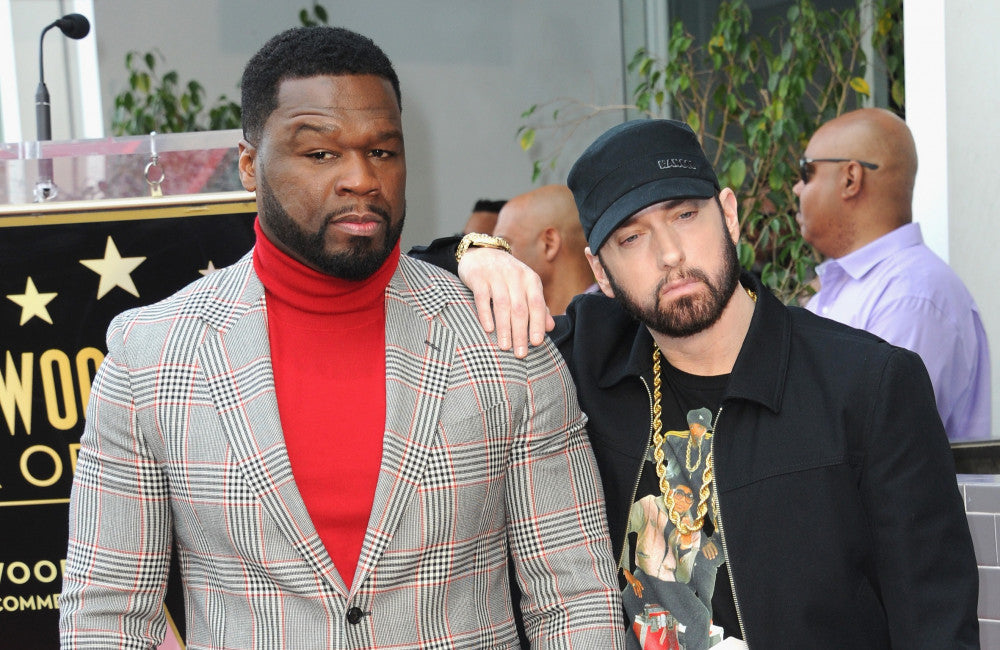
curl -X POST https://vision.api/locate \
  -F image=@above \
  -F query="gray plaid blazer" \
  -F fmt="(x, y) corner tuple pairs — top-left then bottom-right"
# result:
(60, 253), (624, 649)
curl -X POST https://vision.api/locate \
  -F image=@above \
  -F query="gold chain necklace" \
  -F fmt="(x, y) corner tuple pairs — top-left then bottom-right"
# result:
(651, 345), (713, 536)
(649, 284), (756, 535)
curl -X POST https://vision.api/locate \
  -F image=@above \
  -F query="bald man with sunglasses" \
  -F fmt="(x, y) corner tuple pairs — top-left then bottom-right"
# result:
(794, 108), (991, 441)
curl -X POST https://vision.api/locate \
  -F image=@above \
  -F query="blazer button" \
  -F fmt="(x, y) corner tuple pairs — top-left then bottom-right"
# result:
(346, 607), (365, 625)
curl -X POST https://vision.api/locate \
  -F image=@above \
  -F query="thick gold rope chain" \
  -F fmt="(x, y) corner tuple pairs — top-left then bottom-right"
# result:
(651, 345), (713, 536)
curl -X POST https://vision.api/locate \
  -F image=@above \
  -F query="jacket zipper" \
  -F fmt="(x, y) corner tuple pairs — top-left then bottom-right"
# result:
(618, 377), (656, 571)
(711, 405), (749, 645)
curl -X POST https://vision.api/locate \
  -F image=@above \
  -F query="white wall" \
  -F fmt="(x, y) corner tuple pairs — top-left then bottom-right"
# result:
(945, 2), (1000, 439)
(907, 0), (1000, 438)
(86, 0), (626, 250)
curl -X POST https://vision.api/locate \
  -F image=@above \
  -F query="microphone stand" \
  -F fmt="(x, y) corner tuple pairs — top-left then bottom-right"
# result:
(34, 22), (58, 202)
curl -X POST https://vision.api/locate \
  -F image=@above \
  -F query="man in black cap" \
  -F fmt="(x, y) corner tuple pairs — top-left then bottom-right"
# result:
(454, 118), (979, 648)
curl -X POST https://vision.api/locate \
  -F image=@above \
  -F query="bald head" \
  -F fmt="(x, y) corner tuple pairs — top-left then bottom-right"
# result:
(815, 108), (917, 207)
(497, 185), (583, 244)
(795, 108), (918, 258)
(494, 185), (593, 314)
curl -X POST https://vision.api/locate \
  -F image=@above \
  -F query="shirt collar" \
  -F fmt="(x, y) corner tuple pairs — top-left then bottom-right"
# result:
(820, 222), (924, 281)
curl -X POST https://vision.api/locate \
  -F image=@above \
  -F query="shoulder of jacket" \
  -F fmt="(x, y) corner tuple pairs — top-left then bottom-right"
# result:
(558, 292), (636, 340)
(109, 255), (254, 342)
(787, 303), (902, 363)
(393, 254), (479, 316)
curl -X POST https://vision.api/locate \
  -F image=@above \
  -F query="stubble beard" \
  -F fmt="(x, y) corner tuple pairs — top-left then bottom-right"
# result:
(258, 174), (405, 281)
(605, 227), (742, 338)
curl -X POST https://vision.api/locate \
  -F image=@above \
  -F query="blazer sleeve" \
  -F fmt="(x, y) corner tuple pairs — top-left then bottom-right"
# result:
(861, 347), (980, 648)
(59, 323), (172, 648)
(504, 337), (626, 648)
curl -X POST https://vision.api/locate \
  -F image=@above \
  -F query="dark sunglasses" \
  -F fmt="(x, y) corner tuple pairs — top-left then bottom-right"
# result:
(798, 157), (880, 184)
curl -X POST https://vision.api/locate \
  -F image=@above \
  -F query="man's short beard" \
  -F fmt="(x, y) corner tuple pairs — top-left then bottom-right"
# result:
(258, 174), (404, 280)
(603, 217), (742, 338)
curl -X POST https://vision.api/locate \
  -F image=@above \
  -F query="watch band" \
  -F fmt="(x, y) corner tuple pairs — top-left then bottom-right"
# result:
(455, 232), (512, 263)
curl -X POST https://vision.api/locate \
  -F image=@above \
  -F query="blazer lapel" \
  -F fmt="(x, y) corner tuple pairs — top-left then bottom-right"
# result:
(197, 258), (345, 593)
(353, 259), (454, 587)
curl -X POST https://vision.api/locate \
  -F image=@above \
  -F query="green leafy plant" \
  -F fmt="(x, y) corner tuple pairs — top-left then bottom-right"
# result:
(299, 2), (329, 26)
(519, 0), (903, 303)
(873, 0), (905, 108)
(111, 50), (241, 136)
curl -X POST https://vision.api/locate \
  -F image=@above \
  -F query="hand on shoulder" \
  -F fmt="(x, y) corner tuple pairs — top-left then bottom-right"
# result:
(457, 247), (554, 358)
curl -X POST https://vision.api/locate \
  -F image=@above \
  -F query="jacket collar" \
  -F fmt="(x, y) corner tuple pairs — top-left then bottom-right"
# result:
(389, 254), (450, 320)
(605, 271), (789, 414)
(726, 271), (789, 414)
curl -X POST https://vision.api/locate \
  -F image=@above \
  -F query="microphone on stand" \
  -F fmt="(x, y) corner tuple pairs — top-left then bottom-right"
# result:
(34, 13), (91, 202)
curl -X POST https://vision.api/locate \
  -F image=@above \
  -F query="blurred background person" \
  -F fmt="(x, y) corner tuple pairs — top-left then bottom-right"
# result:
(493, 185), (596, 315)
(794, 108), (990, 441)
(408, 198), (508, 274)
(464, 198), (507, 235)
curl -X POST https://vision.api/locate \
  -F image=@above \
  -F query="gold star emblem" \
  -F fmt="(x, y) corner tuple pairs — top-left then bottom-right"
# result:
(80, 236), (146, 299)
(7, 277), (57, 325)
(199, 260), (218, 276)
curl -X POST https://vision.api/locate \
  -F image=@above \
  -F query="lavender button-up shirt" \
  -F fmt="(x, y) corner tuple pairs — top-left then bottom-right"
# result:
(806, 222), (991, 441)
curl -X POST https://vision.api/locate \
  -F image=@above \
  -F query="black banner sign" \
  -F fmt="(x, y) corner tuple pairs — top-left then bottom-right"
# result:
(0, 195), (256, 648)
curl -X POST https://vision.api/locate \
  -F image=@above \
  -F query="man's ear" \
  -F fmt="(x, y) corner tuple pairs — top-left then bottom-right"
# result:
(842, 161), (864, 199)
(585, 246), (615, 298)
(238, 140), (257, 192)
(719, 187), (740, 244)
(541, 227), (561, 262)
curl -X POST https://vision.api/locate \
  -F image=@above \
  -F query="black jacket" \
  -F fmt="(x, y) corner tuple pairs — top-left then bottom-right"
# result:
(552, 272), (979, 649)
(407, 235), (461, 276)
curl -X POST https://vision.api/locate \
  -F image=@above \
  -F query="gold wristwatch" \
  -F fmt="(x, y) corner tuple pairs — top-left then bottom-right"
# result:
(455, 232), (512, 263)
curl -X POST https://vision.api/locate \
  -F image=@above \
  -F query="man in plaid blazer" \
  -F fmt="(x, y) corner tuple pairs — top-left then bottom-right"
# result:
(59, 26), (623, 649)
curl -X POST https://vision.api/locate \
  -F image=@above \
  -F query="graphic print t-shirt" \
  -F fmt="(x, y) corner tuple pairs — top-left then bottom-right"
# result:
(621, 360), (737, 650)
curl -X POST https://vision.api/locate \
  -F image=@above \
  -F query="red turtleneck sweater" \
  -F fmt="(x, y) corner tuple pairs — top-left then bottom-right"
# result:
(252, 219), (399, 590)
